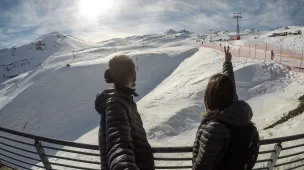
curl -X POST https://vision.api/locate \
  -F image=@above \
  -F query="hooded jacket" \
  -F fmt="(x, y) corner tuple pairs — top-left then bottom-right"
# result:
(192, 61), (253, 170)
(95, 86), (154, 170)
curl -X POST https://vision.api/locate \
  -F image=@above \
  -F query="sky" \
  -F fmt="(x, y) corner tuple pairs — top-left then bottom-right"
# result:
(0, 0), (304, 48)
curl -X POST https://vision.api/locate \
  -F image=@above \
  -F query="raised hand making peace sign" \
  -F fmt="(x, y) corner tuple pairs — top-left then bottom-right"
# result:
(224, 46), (232, 62)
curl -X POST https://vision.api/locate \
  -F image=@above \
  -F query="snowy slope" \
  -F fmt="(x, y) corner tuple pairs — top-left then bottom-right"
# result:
(0, 45), (199, 141)
(0, 27), (304, 169)
(225, 26), (304, 52)
(0, 32), (98, 84)
(264, 26), (304, 52)
(30, 47), (304, 170)
(99, 30), (194, 47)
(135, 48), (303, 145)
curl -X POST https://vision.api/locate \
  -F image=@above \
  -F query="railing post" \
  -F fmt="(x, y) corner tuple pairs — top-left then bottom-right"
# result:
(34, 139), (52, 170)
(265, 42), (267, 61)
(280, 46), (282, 64)
(249, 44), (251, 58)
(267, 143), (282, 170)
(254, 44), (256, 59)
(300, 48), (303, 71)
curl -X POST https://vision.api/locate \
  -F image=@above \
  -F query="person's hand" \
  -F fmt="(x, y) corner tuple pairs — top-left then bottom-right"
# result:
(224, 46), (232, 62)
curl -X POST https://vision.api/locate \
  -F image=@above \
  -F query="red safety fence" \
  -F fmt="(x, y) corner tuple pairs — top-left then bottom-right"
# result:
(202, 43), (304, 72)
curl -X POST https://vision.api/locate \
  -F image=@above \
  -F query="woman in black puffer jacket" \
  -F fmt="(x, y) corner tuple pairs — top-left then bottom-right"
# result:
(192, 46), (253, 170)
(95, 55), (154, 170)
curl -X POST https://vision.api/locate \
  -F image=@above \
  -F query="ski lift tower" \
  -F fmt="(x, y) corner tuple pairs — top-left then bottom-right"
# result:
(233, 13), (242, 40)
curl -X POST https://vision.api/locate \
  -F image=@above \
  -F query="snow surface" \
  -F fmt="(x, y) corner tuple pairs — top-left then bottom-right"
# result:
(0, 32), (99, 84)
(0, 26), (304, 169)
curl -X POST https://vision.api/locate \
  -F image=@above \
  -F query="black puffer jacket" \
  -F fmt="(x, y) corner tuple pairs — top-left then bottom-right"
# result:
(95, 86), (155, 170)
(192, 61), (253, 170)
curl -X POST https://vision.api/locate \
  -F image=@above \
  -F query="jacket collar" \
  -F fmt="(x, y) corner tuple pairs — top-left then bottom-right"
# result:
(115, 85), (139, 97)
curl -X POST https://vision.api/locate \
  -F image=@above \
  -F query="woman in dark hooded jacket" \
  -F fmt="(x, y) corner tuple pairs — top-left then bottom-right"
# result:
(192, 46), (253, 170)
(95, 55), (154, 170)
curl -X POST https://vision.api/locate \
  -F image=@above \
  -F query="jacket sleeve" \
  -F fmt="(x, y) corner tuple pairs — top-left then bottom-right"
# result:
(192, 122), (230, 170)
(222, 61), (238, 100)
(105, 100), (139, 170)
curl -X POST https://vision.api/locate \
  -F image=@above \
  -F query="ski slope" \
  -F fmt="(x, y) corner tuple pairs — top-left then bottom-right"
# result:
(0, 45), (199, 141)
(75, 47), (304, 146)
(32, 47), (304, 170)
(0, 27), (304, 169)
(0, 32), (99, 84)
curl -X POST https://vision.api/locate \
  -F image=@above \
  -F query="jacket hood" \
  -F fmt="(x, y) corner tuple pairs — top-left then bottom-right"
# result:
(95, 87), (138, 115)
(216, 100), (253, 126)
(95, 89), (115, 115)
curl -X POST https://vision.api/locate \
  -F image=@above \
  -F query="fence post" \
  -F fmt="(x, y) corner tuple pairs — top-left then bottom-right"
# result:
(265, 42), (267, 61)
(249, 44), (251, 58)
(300, 48), (303, 71)
(34, 139), (52, 170)
(255, 44), (256, 59)
(267, 143), (282, 170)
(280, 46), (282, 64)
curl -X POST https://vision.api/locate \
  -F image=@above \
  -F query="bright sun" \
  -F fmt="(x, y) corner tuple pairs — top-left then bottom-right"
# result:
(79, 0), (113, 17)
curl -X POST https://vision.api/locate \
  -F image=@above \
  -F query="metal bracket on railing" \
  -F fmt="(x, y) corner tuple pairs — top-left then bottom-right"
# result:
(267, 142), (282, 170)
(34, 139), (52, 170)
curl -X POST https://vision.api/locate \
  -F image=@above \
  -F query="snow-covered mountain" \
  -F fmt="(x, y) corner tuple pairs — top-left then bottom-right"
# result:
(0, 32), (98, 83)
(165, 29), (177, 35)
(178, 29), (192, 34)
(0, 26), (304, 169)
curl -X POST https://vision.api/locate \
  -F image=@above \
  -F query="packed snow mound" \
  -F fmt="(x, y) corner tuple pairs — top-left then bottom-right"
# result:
(0, 32), (97, 83)
(165, 29), (177, 35)
(0, 46), (198, 141)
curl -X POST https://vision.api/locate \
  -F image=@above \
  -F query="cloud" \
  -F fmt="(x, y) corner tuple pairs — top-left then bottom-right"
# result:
(0, 0), (303, 48)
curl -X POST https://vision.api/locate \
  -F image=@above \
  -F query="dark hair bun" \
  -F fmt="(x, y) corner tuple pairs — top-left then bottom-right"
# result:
(104, 68), (114, 83)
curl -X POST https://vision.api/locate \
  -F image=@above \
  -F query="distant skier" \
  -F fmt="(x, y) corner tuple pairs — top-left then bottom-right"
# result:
(192, 46), (259, 170)
(95, 55), (154, 170)
(271, 50), (274, 60)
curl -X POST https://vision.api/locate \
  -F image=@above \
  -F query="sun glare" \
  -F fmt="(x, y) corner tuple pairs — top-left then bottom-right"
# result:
(79, 0), (113, 17)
